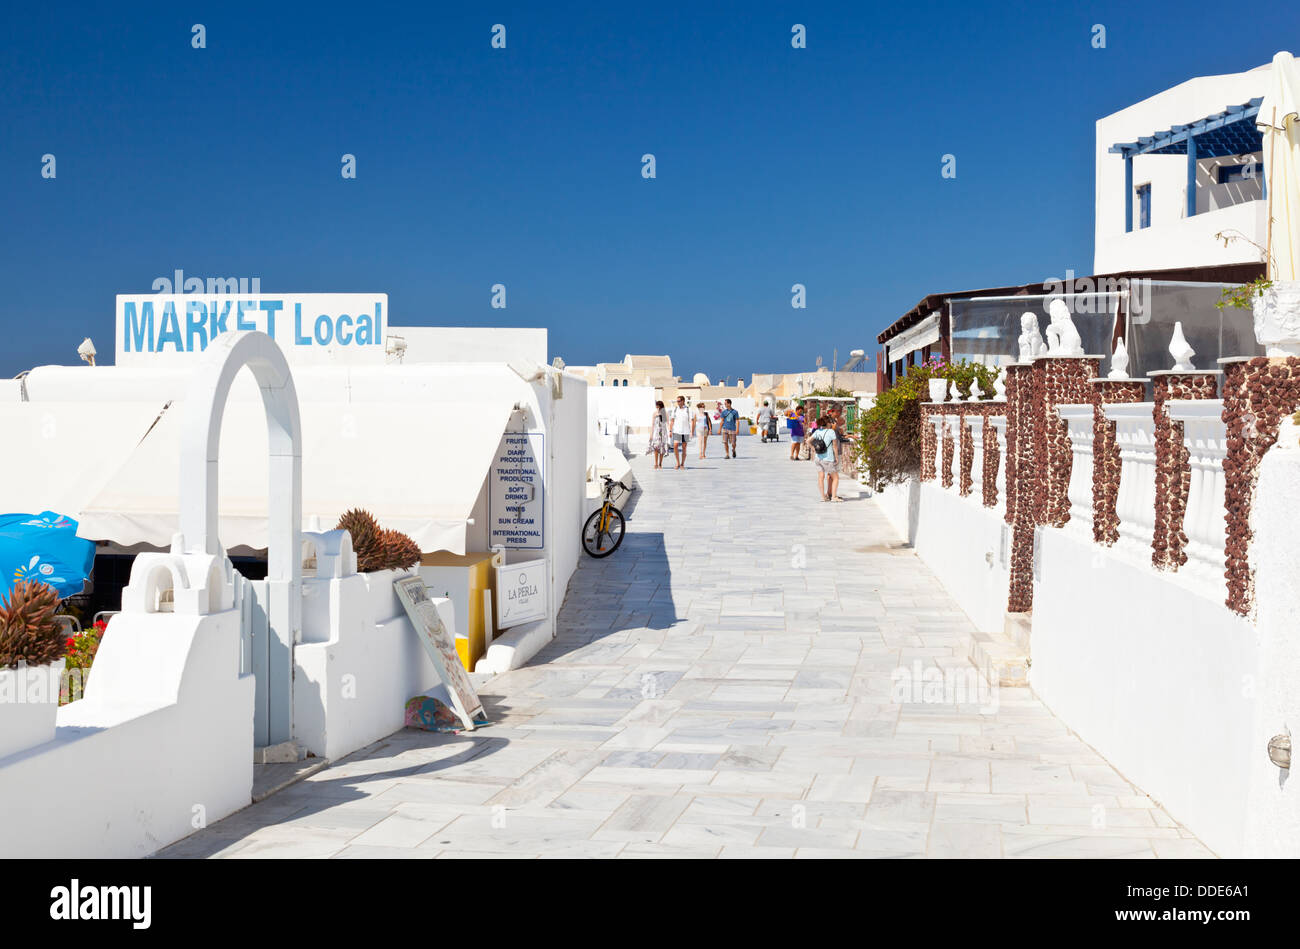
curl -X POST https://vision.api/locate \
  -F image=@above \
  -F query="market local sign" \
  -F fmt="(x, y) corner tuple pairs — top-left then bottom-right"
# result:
(115, 293), (387, 365)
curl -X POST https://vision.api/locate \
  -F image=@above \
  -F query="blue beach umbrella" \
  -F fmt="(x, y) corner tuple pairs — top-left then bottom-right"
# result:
(0, 512), (97, 600)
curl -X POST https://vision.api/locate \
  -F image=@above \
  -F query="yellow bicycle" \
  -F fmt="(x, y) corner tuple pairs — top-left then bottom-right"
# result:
(581, 475), (629, 557)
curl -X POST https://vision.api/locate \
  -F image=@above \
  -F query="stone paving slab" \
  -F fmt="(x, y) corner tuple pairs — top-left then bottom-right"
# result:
(159, 442), (1208, 859)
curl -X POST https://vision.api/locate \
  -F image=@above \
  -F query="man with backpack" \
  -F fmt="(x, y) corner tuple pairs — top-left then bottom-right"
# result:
(811, 416), (840, 501)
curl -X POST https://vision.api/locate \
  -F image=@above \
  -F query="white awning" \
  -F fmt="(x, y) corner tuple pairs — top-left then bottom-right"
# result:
(76, 397), (515, 554)
(0, 401), (171, 516)
(886, 314), (941, 365)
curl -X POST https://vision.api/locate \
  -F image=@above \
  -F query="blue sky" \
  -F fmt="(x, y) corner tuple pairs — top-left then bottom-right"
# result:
(2, 1), (1296, 380)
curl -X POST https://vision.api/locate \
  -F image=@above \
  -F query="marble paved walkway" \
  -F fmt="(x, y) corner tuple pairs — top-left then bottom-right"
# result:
(160, 438), (1211, 858)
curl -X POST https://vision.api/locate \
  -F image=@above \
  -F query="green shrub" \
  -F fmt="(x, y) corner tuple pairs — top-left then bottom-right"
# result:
(974, 363), (1000, 400)
(856, 364), (935, 488)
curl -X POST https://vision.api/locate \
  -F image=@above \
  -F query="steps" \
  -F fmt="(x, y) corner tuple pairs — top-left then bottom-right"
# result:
(968, 611), (1032, 687)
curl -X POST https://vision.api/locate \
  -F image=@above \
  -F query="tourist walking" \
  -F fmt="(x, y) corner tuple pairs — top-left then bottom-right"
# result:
(719, 398), (741, 459)
(649, 400), (668, 469)
(810, 419), (840, 501)
(695, 403), (711, 459)
(668, 395), (692, 469)
(787, 406), (805, 460)
(756, 401), (774, 442)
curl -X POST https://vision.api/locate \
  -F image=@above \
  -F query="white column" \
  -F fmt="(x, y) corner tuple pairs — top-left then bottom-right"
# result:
(1056, 403), (1095, 535)
(989, 416), (1008, 512)
(1103, 402), (1158, 558)
(930, 415), (947, 487)
(969, 415), (984, 498)
(1167, 399), (1227, 581)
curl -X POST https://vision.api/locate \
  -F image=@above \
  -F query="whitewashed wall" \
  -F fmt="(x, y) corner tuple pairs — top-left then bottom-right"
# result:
(874, 477), (1009, 635)
(1030, 526), (1256, 857)
(1245, 444), (1300, 856)
(0, 609), (253, 858)
(1094, 62), (1270, 274)
(879, 402), (1300, 857)
(295, 568), (445, 761)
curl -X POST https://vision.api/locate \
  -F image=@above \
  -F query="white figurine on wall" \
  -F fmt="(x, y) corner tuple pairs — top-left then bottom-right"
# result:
(1045, 299), (1085, 357)
(1017, 313), (1046, 360)
(1169, 321), (1196, 371)
(1108, 337), (1130, 379)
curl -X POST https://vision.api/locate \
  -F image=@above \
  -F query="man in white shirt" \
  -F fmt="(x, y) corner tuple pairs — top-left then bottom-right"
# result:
(756, 402), (773, 441)
(668, 395), (693, 470)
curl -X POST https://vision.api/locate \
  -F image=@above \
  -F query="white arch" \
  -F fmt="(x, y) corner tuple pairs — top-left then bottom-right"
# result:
(179, 331), (302, 746)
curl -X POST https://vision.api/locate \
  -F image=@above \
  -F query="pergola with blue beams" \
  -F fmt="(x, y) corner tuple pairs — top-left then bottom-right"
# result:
(1109, 97), (1264, 232)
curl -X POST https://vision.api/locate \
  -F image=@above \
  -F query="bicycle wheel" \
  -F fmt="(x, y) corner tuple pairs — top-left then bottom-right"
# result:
(582, 505), (626, 557)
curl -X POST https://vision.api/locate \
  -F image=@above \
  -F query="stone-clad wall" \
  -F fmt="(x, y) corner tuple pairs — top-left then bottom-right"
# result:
(940, 419), (955, 489)
(1009, 358), (1099, 611)
(1040, 359), (1101, 528)
(919, 355), (1299, 618)
(1005, 364), (1035, 611)
(920, 406), (937, 482)
(982, 416), (1000, 508)
(1151, 372), (1219, 571)
(959, 419), (974, 496)
(1222, 356), (1300, 616)
(1092, 379), (1146, 545)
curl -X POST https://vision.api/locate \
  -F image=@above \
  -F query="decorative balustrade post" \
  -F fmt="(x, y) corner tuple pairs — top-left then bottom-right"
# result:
(1102, 401), (1159, 556)
(1167, 399), (1228, 582)
(1148, 370), (1219, 570)
(1091, 377), (1146, 545)
(940, 413), (955, 490)
(1054, 404), (1097, 535)
(988, 415), (1008, 510)
(1219, 356), (1300, 616)
(1035, 357), (1102, 528)
(1004, 362), (1036, 612)
(959, 408), (975, 496)
(920, 404), (937, 482)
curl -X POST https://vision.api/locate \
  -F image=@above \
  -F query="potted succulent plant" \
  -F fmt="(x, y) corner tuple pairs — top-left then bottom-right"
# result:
(0, 580), (67, 760)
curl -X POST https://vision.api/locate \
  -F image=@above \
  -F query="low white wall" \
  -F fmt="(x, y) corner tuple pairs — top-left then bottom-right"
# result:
(0, 611), (253, 858)
(295, 569), (445, 762)
(873, 478), (1009, 633)
(1245, 445), (1300, 857)
(1030, 526), (1256, 857)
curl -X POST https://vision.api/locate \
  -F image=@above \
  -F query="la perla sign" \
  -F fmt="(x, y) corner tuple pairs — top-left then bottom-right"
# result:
(114, 293), (388, 366)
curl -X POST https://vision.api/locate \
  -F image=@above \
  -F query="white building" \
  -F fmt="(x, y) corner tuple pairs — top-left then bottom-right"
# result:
(1095, 59), (1275, 274)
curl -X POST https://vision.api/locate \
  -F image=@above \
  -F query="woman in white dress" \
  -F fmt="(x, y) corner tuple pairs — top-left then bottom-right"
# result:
(649, 400), (668, 469)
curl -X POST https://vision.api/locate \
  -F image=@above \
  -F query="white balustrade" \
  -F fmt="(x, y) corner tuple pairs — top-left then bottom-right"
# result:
(1055, 403), (1095, 534)
(969, 415), (984, 498)
(1167, 399), (1227, 580)
(929, 415), (949, 487)
(989, 416), (1008, 510)
(1102, 402), (1158, 557)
